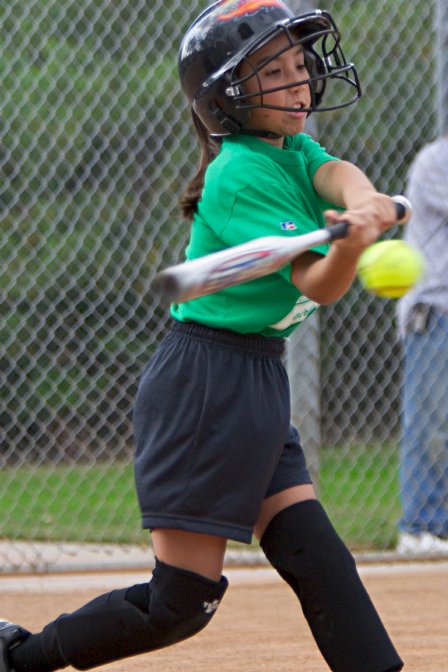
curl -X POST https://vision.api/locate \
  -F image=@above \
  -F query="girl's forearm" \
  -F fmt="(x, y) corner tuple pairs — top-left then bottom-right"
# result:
(313, 160), (378, 209)
(291, 246), (361, 305)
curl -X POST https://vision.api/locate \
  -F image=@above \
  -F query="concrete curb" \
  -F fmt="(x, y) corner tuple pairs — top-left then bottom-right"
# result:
(1, 541), (448, 574)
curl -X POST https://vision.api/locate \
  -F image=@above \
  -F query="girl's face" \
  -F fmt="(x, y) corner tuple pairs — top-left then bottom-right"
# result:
(238, 33), (312, 146)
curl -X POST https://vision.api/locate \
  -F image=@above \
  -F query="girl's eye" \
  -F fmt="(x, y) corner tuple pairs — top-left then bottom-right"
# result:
(265, 68), (281, 77)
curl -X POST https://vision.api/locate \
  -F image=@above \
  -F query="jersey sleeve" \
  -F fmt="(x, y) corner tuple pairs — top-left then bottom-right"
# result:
(288, 134), (346, 214)
(286, 133), (339, 180)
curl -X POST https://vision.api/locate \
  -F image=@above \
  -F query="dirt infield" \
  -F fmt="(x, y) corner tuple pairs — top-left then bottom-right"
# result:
(1, 563), (447, 671)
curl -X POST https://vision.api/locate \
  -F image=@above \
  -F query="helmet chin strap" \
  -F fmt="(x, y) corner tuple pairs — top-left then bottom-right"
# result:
(209, 100), (281, 139)
(238, 127), (281, 139)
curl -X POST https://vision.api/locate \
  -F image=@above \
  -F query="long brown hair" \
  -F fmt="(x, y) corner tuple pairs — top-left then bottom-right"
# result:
(179, 109), (222, 220)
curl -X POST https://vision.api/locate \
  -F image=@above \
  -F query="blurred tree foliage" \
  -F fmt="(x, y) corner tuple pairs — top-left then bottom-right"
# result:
(1, 0), (200, 458)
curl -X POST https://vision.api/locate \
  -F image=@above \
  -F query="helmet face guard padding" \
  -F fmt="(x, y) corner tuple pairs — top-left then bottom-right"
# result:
(179, 3), (362, 137)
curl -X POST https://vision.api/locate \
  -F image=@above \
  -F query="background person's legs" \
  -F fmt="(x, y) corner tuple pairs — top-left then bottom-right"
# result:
(399, 310), (448, 553)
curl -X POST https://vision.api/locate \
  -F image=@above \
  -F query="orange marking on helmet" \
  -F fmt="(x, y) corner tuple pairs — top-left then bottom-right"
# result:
(217, 0), (286, 21)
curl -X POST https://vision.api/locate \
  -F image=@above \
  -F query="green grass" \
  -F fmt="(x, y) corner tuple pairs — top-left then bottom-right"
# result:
(0, 443), (402, 551)
(0, 463), (148, 546)
(319, 443), (401, 550)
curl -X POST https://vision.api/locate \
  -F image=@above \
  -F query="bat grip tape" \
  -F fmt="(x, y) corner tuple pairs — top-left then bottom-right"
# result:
(327, 221), (349, 241)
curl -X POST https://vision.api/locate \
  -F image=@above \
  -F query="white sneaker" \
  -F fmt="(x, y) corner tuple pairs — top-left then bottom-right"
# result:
(397, 532), (448, 556)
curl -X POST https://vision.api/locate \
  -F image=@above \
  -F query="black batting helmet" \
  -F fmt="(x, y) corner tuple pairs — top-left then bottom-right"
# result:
(178, 0), (361, 136)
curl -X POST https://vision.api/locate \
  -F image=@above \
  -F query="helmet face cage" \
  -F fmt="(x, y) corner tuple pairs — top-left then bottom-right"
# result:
(179, 3), (362, 136)
(228, 20), (359, 115)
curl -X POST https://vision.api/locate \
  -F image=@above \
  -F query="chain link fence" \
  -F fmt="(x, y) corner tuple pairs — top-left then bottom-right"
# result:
(1, 0), (442, 571)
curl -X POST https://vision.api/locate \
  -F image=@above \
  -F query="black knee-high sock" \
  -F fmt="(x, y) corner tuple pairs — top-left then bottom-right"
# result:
(9, 584), (152, 672)
(9, 560), (227, 671)
(260, 501), (403, 672)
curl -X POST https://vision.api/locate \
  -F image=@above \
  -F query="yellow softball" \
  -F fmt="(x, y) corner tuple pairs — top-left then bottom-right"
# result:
(357, 240), (425, 299)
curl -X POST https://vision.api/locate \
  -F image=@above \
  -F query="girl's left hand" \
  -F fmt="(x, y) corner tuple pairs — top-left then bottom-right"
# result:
(324, 193), (397, 253)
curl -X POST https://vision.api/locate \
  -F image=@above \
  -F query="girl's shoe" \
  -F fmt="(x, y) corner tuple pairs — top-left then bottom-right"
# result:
(0, 620), (31, 672)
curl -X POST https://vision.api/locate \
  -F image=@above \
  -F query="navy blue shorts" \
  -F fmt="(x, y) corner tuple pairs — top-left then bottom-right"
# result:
(133, 320), (312, 543)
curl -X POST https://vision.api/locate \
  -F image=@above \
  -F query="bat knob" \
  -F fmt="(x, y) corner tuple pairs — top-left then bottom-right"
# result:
(392, 195), (412, 224)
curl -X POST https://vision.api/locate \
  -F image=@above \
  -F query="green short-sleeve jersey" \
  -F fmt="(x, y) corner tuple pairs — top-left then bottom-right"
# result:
(171, 133), (339, 337)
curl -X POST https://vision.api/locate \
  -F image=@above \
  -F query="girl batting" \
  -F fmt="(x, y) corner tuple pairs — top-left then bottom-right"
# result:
(0, 2), (403, 671)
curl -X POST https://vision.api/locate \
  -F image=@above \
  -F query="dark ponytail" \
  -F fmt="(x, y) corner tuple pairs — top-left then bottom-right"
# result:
(179, 109), (222, 220)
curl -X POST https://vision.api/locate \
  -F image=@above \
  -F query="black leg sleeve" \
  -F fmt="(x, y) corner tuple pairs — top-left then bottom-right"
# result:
(23, 559), (227, 671)
(260, 500), (403, 672)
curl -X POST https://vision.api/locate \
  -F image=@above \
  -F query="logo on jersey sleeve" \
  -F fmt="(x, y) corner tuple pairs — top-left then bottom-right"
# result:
(280, 220), (297, 231)
(217, 0), (286, 21)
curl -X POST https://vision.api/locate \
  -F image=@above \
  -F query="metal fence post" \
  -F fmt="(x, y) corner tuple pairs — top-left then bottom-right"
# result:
(287, 314), (321, 485)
